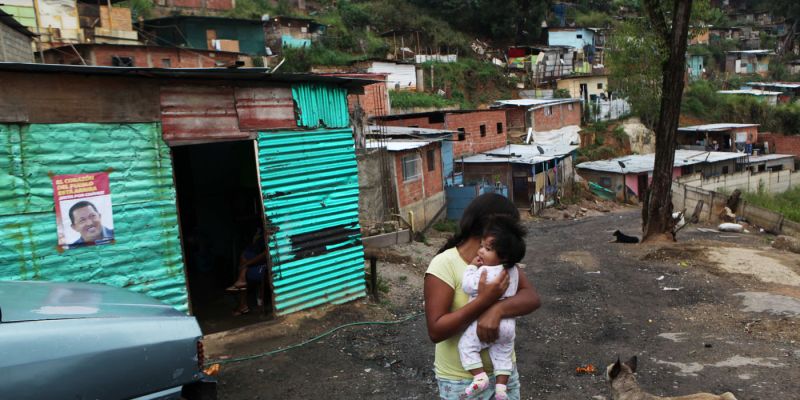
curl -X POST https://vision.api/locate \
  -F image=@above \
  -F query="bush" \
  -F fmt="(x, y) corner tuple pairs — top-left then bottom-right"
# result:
(743, 186), (800, 223)
(389, 91), (460, 109)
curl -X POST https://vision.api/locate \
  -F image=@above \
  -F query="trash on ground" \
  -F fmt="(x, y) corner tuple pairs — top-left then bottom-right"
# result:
(696, 228), (720, 233)
(718, 223), (744, 233)
(203, 363), (220, 376)
(663, 287), (683, 291)
(656, 275), (665, 281)
(575, 364), (596, 374)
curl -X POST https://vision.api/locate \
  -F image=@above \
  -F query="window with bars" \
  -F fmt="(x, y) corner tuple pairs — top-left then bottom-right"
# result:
(402, 154), (422, 181)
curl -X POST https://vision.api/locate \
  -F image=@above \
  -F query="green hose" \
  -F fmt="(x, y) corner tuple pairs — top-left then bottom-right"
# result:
(205, 312), (423, 367)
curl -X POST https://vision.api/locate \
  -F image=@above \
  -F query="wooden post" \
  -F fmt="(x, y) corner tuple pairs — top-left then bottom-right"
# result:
(370, 257), (378, 301)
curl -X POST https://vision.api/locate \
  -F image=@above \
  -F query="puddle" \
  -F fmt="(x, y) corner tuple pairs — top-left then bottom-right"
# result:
(735, 292), (800, 317)
(707, 248), (800, 286)
(654, 355), (784, 377)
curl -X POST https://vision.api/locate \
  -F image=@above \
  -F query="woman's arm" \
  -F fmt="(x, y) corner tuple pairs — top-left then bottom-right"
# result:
(475, 271), (541, 343)
(424, 270), (509, 343)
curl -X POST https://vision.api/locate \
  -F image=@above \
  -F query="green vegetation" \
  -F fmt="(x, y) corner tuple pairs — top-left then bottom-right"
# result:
(432, 219), (458, 233)
(389, 91), (460, 109)
(424, 60), (516, 108)
(279, 45), (359, 72)
(743, 186), (800, 223)
(576, 121), (629, 163)
(553, 89), (572, 98)
(682, 80), (800, 134)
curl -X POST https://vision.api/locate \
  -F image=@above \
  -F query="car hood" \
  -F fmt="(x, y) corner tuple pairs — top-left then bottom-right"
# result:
(0, 281), (185, 322)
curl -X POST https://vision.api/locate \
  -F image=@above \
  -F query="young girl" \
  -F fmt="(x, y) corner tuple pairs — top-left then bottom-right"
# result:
(458, 216), (526, 399)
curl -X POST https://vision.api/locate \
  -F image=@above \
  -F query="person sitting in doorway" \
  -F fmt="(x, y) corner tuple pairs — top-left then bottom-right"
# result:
(227, 229), (268, 316)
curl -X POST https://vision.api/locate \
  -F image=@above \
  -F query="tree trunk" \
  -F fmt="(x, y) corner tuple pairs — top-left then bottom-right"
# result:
(642, 0), (693, 242)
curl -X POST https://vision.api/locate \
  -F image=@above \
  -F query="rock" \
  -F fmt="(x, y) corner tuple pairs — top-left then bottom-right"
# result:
(772, 235), (800, 254)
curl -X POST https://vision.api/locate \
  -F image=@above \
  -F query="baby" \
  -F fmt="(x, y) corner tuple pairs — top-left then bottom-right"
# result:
(458, 216), (526, 399)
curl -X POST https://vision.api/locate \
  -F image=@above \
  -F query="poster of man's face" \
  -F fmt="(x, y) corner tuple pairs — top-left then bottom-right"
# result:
(60, 196), (114, 247)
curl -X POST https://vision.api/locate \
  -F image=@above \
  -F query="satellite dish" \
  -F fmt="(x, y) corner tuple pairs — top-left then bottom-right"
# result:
(536, 146), (545, 154)
(618, 161), (626, 169)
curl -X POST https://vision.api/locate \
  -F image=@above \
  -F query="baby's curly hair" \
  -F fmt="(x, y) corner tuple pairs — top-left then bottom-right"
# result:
(482, 215), (527, 269)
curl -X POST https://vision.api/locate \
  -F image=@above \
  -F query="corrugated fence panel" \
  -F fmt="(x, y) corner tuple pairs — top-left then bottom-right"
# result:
(0, 123), (188, 311)
(234, 86), (297, 130)
(160, 85), (247, 143)
(291, 84), (350, 129)
(258, 128), (365, 315)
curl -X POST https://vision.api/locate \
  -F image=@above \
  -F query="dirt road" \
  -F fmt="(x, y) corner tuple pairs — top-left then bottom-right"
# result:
(208, 210), (800, 399)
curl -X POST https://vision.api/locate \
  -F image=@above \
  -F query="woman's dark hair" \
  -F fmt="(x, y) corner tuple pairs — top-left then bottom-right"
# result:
(482, 215), (526, 269)
(437, 193), (520, 254)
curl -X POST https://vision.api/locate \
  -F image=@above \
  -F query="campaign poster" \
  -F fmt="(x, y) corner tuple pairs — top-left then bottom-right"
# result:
(52, 172), (115, 250)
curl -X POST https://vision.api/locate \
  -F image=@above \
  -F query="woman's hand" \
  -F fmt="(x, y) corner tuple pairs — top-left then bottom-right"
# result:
(477, 269), (509, 302)
(476, 304), (503, 343)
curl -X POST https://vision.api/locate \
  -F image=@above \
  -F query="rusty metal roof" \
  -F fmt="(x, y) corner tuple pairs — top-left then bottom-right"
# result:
(0, 63), (378, 89)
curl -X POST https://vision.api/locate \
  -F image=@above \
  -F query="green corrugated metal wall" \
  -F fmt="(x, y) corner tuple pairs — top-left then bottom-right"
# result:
(0, 123), (188, 311)
(292, 84), (350, 129)
(257, 128), (366, 315)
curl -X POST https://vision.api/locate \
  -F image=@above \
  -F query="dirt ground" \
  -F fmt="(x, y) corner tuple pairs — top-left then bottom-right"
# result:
(205, 209), (800, 399)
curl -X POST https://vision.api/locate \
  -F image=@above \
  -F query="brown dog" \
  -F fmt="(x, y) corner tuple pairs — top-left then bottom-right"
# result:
(605, 356), (737, 400)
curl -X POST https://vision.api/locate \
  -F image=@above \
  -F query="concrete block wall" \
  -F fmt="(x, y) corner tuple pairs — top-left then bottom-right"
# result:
(676, 170), (799, 195)
(0, 22), (34, 63)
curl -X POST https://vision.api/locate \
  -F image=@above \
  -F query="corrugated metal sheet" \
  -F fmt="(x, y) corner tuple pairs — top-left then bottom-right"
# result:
(160, 85), (246, 143)
(257, 128), (365, 315)
(0, 123), (188, 311)
(234, 87), (297, 130)
(291, 84), (350, 129)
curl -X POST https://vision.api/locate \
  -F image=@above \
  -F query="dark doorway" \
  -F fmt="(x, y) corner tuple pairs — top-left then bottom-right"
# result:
(512, 176), (530, 206)
(171, 140), (272, 333)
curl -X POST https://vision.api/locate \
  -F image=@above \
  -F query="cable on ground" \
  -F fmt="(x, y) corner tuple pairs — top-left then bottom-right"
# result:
(204, 312), (422, 367)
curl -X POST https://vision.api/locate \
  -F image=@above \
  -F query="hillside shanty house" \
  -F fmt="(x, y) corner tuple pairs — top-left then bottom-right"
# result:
(460, 144), (577, 209)
(724, 50), (772, 76)
(350, 59), (418, 91)
(0, 9), (35, 62)
(263, 15), (325, 54)
(576, 150), (746, 202)
(555, 74), (609, 103)
(372, 109), (508, 160)
(507, 46), (584, 83)
(143, 16), (267, 56)
(676, 123), (760, 154)
(0, 63), (372, 319)
(547, 27), (597, 62)
(717, 89), (781, 106)
(491, 98), (582, 143)
(746, 82), (800, 103)
(365, 133), (446, 231)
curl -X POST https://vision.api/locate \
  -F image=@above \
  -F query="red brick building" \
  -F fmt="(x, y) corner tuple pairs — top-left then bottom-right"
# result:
(43, 43), (243, 68)
(491, 98), (582, 137)
(366, 139), (445, 230)
(759, 133), (800, 168)
(372, 110), (508, 159)
(323, 73), (390, 117)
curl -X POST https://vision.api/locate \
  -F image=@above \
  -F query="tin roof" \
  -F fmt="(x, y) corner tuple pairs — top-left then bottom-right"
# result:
(726, 50), (773, 55)
(366, 140), (434, 152)
(366, 125), (458, 137)
(0, 63), (377, 89)
(577, 150), (746, 174)
(747, 81), (800, 89)
(677, 123), (759, 132)
(0, 9), (36, 37)
(492, 98), (580, 110)
(718, 89), (782, 96)
(744, 154), (797, 163)
(461, 144), (578, 165)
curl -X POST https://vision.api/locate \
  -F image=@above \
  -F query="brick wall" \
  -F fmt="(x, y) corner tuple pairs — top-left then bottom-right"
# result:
(393, 143), (443, 208)
(531, 102), (581, 131)
(505, 108), (526, 132)
(348, 79), (390, 117)
(760, 133), (800, 157)
(383, 115), (442, 129)
(444, 110), (508, 158)
(0, 22), (34, 63)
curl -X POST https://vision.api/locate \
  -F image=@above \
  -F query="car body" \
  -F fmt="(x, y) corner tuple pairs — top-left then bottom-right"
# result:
(0, 280), (216, 400)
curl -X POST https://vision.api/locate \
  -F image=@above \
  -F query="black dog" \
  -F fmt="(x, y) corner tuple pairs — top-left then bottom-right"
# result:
(612, 230), (639, 243)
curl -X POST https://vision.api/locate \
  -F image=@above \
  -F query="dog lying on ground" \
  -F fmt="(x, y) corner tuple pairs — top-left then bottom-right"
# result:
(605, 356), (737, 400)
(612, 230), (640, 243)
